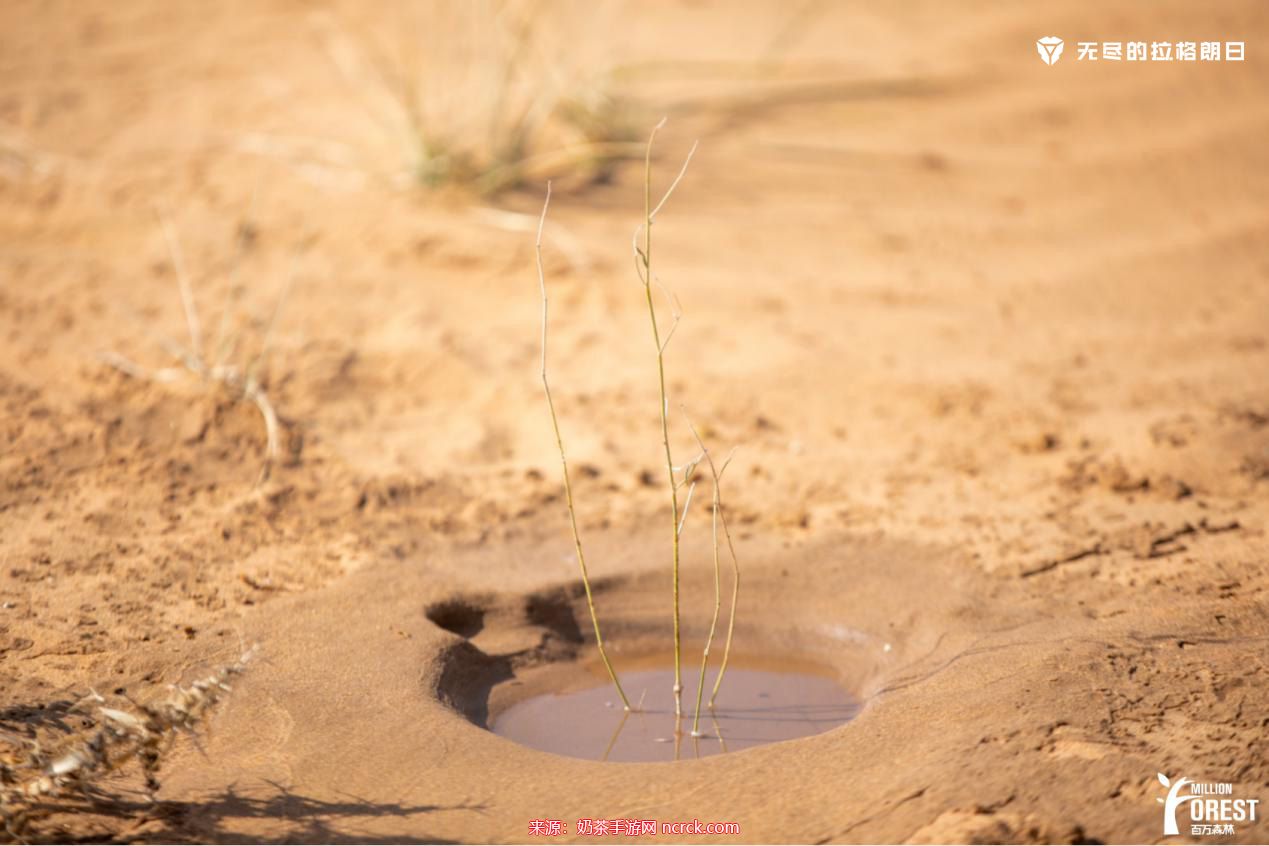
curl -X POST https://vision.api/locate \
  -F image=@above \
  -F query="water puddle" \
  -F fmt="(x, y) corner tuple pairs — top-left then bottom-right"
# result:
(490, 655), (859, 762)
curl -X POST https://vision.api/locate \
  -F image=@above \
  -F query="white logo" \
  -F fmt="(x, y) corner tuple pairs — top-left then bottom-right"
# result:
(1066, 39), (1244, 63)
(1036, 36), (1065, 65)
(1158, 772), (1260, 837)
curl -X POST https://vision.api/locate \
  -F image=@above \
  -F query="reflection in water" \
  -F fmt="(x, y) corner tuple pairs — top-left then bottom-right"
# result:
(711, 710), (728, 755)
(492, 666), (858, 763)
(601, 711), (628, 762)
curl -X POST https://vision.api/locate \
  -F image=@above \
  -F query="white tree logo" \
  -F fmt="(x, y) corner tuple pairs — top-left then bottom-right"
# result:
(1036, 36), (1065, 65)
(1158, 773), (1192, 836)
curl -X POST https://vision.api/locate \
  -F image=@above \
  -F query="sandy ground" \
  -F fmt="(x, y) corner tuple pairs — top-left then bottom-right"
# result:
(2, 0), (1268, 842)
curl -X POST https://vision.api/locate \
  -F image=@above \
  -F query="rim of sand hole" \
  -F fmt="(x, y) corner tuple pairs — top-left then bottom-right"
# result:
(426, 569), (894, 762)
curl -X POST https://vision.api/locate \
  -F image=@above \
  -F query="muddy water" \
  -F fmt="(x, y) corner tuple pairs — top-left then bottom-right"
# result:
(491, 660), (859, 762)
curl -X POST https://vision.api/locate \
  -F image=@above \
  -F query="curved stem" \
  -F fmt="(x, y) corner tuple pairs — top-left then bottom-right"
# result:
(686, 422), (724, 733)
(708, 478), (741, 708)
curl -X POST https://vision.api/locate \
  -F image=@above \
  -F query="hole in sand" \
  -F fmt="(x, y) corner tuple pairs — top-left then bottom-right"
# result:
(489, 652), (860, 762)
(425, 599), (486, 639)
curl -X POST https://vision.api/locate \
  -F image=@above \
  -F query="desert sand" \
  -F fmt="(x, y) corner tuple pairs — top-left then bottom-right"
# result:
(2, 0), (1267, 843)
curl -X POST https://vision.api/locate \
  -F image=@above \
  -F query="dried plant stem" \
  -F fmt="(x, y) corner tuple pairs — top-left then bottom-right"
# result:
(535, 182), (630, 711)
(243, 381), (281, 485)
(634, 119), (697, 718)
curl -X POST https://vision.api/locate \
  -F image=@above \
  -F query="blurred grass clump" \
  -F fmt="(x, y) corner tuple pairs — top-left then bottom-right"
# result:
(317, 0), (642, 196)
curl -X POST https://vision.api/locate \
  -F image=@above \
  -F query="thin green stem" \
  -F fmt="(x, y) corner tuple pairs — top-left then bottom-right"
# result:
(687, 422), (723, 737)
(708, 452), (741, 709)
(637, 120), (684, 717)
(536, 182), (630, 710)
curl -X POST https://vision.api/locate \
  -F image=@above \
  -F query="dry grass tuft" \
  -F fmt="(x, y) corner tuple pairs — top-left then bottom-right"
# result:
(100, 209), (294, 485)
(0, 648), (254, 842)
